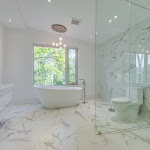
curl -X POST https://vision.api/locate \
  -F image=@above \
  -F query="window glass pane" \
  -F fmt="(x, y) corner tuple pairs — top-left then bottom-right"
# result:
(69, 49), (76, 84)
(136, 53), (144, 83)
(34, 46), (66, 85)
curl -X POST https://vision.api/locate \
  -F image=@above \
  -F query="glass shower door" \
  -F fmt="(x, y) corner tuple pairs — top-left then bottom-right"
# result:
(96, 0), (130, 134)
(96, 0), (150, 149)
(129, 1), (150, 150)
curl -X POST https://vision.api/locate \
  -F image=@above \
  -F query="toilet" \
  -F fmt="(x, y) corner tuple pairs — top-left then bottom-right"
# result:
(111, 87), (143, 122)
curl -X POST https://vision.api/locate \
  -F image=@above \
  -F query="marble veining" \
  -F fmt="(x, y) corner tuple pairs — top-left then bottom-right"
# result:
(96, 30), (129, 102)
(0, 100), (150, 150)
(96, 17), (150, 104)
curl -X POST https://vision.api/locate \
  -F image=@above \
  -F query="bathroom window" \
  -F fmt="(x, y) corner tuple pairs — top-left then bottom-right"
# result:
(34, 46), (78, 86)
(136, 53), (145, 83)
(130, 52), (150, 84)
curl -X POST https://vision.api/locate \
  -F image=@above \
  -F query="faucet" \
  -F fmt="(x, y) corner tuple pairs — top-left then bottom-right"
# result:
(78, 79), (86, 103)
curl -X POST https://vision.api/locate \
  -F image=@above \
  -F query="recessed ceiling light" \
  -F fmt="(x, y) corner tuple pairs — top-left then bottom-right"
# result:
(147, 51), (149, 53)
(96, 32), (98, 35)
(9, 19), (12, 22)
(114, 16), (118, 19)
(90, 36), (92, 38)
(109, 20), (112, 23)
(48, 0), (51, 2)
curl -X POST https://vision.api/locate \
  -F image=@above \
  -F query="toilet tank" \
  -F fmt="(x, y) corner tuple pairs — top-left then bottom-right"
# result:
(130, 87), (143, 104)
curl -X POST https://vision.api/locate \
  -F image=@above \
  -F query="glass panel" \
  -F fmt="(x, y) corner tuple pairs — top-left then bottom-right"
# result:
(129, 0), (150, 127)
(69, 49), (76, 84)
(34, 46), (66, 85)
(96, 0), (130, 134)
(129, 1), (150, 149)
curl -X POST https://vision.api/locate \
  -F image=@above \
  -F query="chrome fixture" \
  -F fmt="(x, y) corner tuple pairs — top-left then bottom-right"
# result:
(78, 79), (86, 103)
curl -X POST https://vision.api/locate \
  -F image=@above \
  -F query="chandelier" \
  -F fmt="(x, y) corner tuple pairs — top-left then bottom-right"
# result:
(51, 24), (67, 49)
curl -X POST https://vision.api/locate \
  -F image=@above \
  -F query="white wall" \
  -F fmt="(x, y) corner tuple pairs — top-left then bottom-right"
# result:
(96, 31), (129, 102)
(0, 24), (5, 84)
(4, 28), (95, 104)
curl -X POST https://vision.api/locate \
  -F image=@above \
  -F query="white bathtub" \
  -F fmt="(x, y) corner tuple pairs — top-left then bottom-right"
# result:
(34, 86), (83, 108)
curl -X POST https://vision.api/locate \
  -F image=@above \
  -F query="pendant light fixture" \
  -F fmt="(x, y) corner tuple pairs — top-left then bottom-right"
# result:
(51, 24), (67, 49)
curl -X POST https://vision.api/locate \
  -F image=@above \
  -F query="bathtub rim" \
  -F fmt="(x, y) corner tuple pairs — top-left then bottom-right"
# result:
(34, 85), (83, 91)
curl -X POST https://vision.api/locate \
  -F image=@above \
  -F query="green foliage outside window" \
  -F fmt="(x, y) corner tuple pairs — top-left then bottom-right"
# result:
(34, 46), (77, 85)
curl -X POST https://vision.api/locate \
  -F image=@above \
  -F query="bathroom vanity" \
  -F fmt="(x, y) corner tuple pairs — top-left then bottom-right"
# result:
(0, 84), (13, 119)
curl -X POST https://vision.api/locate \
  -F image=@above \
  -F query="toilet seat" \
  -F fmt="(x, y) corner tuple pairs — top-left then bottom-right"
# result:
(111, 98), (131, 104)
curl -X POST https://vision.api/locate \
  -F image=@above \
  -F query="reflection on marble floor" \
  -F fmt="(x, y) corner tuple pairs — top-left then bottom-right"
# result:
(0, 100), (150, 150)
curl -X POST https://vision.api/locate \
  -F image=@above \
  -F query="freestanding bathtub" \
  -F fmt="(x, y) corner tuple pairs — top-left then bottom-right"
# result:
(34, 86), (83, 108)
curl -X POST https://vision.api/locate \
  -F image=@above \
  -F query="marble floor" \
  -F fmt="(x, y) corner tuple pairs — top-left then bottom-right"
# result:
(0, 100), (150, 150)
(96, 100), (150, 134)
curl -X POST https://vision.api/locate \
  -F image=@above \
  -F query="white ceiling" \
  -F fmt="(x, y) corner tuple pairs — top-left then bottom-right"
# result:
(0, 0), (95, 43)
(96, 0), (150, 44)
(0, 0), (150, 44)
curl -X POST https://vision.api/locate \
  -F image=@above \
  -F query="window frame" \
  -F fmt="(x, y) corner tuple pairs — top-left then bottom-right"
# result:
(33, 44), (78, 86)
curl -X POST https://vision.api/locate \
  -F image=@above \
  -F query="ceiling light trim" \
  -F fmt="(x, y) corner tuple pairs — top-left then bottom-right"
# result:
(52, 24), (67, 33)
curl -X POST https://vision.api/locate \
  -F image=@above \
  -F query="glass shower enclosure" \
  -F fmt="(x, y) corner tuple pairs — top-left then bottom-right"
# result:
(96, 0), (150, 139)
